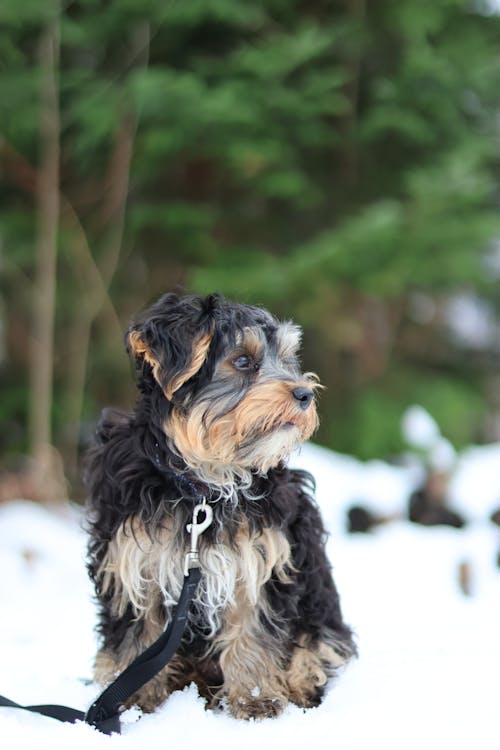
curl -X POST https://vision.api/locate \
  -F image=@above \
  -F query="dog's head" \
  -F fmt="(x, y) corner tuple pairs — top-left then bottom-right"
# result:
(127, 293), (320, 484)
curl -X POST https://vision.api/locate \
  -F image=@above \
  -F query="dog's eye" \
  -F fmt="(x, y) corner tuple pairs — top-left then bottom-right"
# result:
(232, 355), (252, 370)
(233, 354), (262, 373)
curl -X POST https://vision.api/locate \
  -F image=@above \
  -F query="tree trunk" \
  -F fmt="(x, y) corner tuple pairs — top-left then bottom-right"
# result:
(338, 0), (366, 188)
(62, 22), (150, 487)
(29, 4), (67, 502)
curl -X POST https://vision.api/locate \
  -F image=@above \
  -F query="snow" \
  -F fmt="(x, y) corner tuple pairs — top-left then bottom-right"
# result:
(479, 0), (500, 16)
(1, 442), (499, 749)
(445, 292), (500, 352)
(402, 405), (457, 472)
(402, 405), (441, 451)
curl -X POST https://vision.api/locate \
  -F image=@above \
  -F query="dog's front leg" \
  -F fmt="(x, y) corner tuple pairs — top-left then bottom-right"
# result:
(214, 589), (289, 720)
(94, 621), (194, 714)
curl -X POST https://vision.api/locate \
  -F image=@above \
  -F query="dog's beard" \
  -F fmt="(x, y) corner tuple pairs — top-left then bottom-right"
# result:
(165, 381), (319, 488)
(236, 423), (306, 475)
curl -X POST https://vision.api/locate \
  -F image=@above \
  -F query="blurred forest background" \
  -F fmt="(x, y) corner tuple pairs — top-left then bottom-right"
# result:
(2, 0), (500, 501)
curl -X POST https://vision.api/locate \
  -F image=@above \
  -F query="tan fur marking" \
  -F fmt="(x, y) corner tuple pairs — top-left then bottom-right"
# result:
(316, 639), (347, 668)
(231, 380), (319, 442)
(165, 378), (320, 485)
(238, 327), (266, 358)
(127, 331), (162, 382)
(94, 650), (120, 686)
(214, 587), (288, 718)
(98, 515), (184, 621)
(95, 647), (191, 712)
(127, 329), (213, 400)
(210, 525), (293, 719)
(215, 587), (289, 719)
(286, 634), (348, 707)
(229, 524), (293, 602)
(217, 328), (266, 378)
(165, 330), (213, 400)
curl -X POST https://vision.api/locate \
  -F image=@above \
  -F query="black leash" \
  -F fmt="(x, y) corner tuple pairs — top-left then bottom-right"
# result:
(0, 694), (85, 725)
(0, 501), (212, 735)
(86, 565), (202, 733)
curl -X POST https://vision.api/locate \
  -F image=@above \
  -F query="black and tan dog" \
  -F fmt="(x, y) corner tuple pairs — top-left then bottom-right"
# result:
(86, 292), (355, 720)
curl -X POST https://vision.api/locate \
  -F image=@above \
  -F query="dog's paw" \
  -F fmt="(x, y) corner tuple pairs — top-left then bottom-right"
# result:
(288, 686), (323, 709)
(227, 694), (287, 720)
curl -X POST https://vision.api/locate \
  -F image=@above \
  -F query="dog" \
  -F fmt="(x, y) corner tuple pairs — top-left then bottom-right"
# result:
(85, 292), (356, 720)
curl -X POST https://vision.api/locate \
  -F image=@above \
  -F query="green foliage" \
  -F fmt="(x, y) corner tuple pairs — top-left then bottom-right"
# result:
(408, 372), (485, 449)
(2, 0), (500, 474)
(330, 368), (485, 461)
(331, 387), (408, 461)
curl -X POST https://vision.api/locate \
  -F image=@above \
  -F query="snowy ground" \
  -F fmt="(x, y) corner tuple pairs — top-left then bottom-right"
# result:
(0, 441), (499, 749)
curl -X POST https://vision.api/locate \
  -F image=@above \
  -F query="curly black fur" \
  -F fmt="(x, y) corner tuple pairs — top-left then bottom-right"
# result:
(85, 293), (356, 718)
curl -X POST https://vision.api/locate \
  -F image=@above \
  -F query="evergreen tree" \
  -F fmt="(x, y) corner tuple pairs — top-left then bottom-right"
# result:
(1, 0), (500, 488)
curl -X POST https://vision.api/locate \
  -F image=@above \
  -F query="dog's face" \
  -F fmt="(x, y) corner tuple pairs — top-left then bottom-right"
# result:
(127, 293), (320, 483)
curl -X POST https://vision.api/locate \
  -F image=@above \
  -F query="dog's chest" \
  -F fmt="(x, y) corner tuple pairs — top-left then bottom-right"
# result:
(101, 518), (292, 636)
(197, 525), (292, 615)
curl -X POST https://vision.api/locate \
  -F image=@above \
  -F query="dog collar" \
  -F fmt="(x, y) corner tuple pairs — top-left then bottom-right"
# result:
(153, 441), (211, 502)
(173, 470), (211, 503)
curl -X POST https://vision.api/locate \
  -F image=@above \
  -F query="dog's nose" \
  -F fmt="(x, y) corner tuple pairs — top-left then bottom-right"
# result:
(292, 387), (314, 410)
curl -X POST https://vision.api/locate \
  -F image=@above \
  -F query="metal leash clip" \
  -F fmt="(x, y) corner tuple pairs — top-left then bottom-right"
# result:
(184, 499), (213, 576)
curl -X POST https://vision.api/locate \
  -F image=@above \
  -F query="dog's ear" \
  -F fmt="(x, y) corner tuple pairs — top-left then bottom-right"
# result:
(126, 293), (218, 400)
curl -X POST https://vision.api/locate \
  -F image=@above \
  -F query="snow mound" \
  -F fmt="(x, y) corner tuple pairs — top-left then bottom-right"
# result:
(1, 443), (499, 749)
